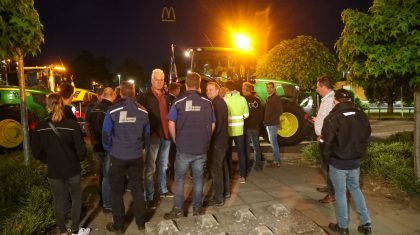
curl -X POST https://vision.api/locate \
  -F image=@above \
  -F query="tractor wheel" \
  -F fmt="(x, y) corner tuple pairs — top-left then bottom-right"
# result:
(277, 102), (306, 146)
(0, 107), (23, 150)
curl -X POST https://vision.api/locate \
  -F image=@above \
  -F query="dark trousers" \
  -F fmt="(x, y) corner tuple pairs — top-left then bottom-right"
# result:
(227, 135), (247, 178)
(48, 174), (82, 234)
(209, 146), (230, 202)
(109, 156), (146, 229)
(245, 129), (262, 169)
(319, 146), (335, 196)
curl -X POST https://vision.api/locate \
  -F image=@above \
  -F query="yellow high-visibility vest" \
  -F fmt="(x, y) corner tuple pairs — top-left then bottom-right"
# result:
(224, 91), (249, 136)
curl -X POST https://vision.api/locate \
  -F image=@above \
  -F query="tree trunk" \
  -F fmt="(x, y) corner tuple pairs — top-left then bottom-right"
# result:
(17, 49), (30, 166)
(414, 88), (420, 180)
(387, 97), (394, 113)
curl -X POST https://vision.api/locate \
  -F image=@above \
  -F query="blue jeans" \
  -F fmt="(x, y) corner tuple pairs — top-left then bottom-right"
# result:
(173, 152), (207, 210)
(329, 165), (371, 229)
(101, 153), (112, 209)
(245, 129), (262, 169)
(266, 125), (280, 162)
(144, 138), (171, 201)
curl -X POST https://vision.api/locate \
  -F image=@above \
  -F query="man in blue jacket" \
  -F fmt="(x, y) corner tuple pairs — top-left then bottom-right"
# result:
(320, 89), (372, 235)
(102, 81), (150, 233)
(164, 72), (215, 219)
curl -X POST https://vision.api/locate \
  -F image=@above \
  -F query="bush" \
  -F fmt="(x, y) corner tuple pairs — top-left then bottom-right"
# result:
(362, 142), (420, 194)
(302, 142), (320, 163)
(384, 131), (414, 143)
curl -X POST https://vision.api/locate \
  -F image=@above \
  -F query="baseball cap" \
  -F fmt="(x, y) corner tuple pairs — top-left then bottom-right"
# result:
(334, 88), (351, 100)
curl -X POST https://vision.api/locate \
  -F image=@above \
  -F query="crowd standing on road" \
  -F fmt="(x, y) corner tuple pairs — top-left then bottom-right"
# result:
(29, 70), (375, 235)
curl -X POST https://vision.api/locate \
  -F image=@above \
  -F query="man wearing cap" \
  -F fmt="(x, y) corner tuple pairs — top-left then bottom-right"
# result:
(242, 82), (264, 171)
(320, 89), (372, 235)
(314, 75), (336, 203)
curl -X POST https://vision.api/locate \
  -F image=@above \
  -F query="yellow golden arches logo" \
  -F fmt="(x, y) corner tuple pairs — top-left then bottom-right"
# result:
(162, 6), (176, 22)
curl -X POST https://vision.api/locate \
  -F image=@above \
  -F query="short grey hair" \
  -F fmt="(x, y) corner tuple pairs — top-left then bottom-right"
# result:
(151, 68), (165, 81)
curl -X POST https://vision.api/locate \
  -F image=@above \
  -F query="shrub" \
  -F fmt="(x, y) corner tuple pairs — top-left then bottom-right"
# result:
(384, 131), (414, 143)
(302, 142), (320, 163)
(362, 142), (420, 194)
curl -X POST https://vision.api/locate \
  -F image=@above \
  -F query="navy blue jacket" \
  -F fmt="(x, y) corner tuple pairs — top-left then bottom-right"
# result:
(168, 90), (215, 155)
(102, 97), (150, 160)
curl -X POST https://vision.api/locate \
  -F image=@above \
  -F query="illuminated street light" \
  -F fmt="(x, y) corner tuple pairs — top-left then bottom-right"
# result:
(128, 79), (135, 84)
(234, 33), (252, 51)
(117, 74), (121, 85)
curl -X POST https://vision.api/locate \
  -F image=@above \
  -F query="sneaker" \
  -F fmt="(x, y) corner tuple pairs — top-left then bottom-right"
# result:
(193, 207), (203, 216)
(204, 199), (225, 207)
(160, 192), (175, 198)
(164, 207), (184, 219)
(72, 227), (91, 235)
(102, 208), (112, 214)
(316, 186), (328, 193)
(268, 162), (281, 168)
(146, 200), (157, 209)
(358, 223), (372, 234)
(106, 222), (123, 234)
(224, 193), (231, 199)
(239, 177), (246, 184)
(328, 223), (349, 235)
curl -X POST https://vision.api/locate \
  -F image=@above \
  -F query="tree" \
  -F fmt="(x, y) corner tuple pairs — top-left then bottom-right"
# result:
(254, 35), (341, 93)
(117, 57), (147, 90)
(335, 0), (420, 178)
(0, 0), (44, 165)
(70, 50), (112, 89)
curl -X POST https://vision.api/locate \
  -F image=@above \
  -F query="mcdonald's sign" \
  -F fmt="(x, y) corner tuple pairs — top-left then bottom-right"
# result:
(162, 7), (176, 22)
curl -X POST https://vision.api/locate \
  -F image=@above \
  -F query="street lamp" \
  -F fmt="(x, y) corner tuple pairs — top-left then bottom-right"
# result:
(117, 74), (121, 85)
(128, 79), (135, 84)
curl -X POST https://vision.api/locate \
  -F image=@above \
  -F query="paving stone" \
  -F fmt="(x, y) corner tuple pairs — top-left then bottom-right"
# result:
(269, 203), (290, 217)
(234, 208), (257, 222)
(249, 226), (274, 235)
(196, 214), (219, 229)
(156, 220), (179, 234)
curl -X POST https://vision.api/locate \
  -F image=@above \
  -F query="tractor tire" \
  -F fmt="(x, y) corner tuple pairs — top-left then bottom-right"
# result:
(277, 102), (307, 146)
(0, 106), (23, 150)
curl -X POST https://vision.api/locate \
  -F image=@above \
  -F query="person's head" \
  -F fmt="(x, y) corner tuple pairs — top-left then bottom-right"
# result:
(316, 75), (333, 97)
(120, 81), (135, 98)
(59, 82), (74, 105)
(151, 68), (165, 91)
(96, 87), (104, 101)
(206, 82), (220, 100)
(185, 72), (201, 90)
(266, 82), (275, 96)
(334, 88), (352, 104)
(224, 81), (235, 92)
(242, 82), (254, 96)
(169, 82), (181, 97)
(102, 87), (116, 102)
(47, 93), (64, 123)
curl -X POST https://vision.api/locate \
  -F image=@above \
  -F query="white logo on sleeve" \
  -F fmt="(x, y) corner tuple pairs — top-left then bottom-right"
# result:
(185, 100), (201, 111)
(119, 111), (136, 123)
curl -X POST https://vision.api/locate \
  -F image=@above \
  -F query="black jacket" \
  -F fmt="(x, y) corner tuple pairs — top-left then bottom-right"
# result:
(211, 95), (229, 148)
(87, 99), (113, 152)
(31, 118), (87, 178)
(263, 94), (283, 126)
(320, 102), (371, 170)
(64, 105), (77, 121)
(138, 88), (170, 139)
(244, 95), (264, 130)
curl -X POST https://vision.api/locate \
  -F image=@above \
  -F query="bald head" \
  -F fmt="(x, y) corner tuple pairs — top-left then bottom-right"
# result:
(102, 87), (116, 102)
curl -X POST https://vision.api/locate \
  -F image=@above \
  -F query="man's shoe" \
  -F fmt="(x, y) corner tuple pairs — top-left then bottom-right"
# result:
(316, 186), (328, 193)
(160, 192), (175, 198)
(239, 177), (246, 183)
(268, 162), (281, 168)
(137, 224), (145, 230)
(106, 222), (123, 234)
(205, 199), (225, 207)
(319, 194), (335, 203)
(164, 207), (184, 219)
(193, 207), (203, 216)
(224, 193), (231, 199)
(328, 223), (349, 235)
(146, 200), (157, 209)
(72, 227), (91, 235)
(102, 208), (112, 214)
(358, 223), (372, 234)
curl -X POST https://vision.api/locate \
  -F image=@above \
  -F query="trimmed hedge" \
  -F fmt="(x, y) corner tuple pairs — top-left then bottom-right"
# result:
(301, 131), (420, 195)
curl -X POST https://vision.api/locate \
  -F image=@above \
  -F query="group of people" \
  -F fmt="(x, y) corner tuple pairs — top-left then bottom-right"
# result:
(30, 72), (374, 235)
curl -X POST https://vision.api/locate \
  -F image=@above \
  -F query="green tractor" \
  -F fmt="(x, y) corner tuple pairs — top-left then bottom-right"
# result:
(176, 46), (311, 145)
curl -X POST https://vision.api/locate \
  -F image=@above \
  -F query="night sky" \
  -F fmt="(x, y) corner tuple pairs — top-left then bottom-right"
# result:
(29, 0), (372, 75)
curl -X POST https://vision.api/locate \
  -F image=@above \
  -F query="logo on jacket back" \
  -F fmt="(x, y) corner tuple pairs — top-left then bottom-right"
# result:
(119, 111), (136, 123)
(248, 100), (259, 109)
(185, 100), (201, 111)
